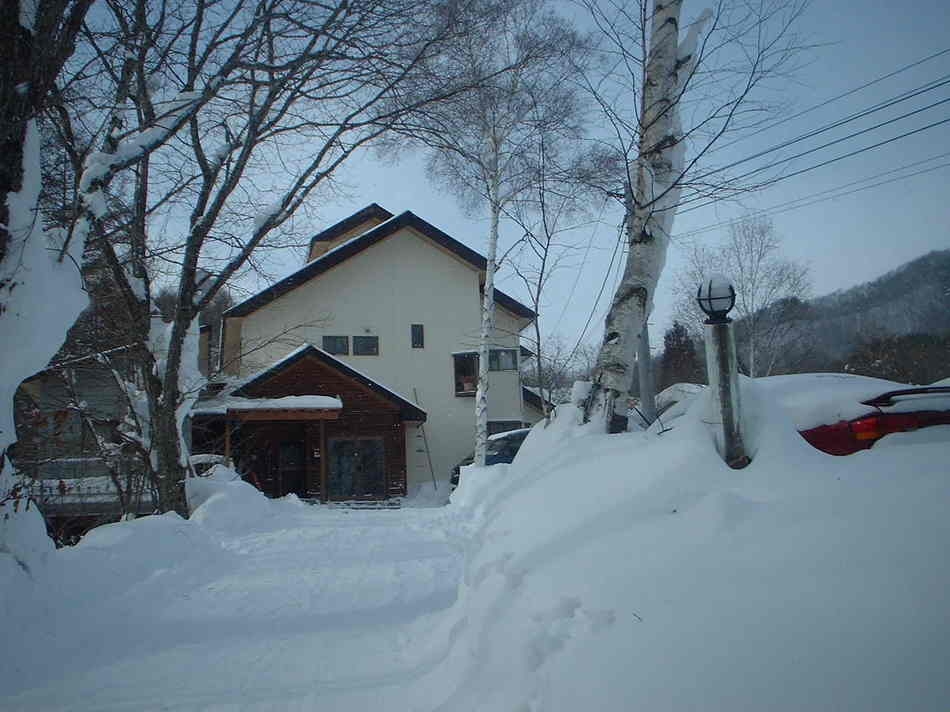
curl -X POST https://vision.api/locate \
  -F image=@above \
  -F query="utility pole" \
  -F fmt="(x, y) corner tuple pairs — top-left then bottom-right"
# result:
(637, 324), (657, 424)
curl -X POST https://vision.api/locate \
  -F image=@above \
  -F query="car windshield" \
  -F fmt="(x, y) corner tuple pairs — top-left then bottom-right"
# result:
(486, 432), (527, 456)
(486, 439), (510, 456)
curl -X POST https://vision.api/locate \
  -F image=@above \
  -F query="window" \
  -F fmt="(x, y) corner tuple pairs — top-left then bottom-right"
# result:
(322, 335), (349, 355)
(489, 348), (517, 371)
(411, 324), (424, 349)
(353, 335), (379, 355)
(453, 353), (478, 395)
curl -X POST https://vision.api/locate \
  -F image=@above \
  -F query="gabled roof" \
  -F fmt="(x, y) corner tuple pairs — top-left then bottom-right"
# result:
(232, 344), (426, 421)
(307, 203), (393, 254)
(226, 209), (536, 321)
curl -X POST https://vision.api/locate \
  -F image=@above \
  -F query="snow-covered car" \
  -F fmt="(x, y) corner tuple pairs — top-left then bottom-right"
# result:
(646, 378), (950, 456)
(450, 428), (531, 488)
(799, 385), (950, 455)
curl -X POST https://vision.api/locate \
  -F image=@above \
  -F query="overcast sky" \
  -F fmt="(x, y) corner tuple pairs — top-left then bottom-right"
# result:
(254, 0), (950, 356)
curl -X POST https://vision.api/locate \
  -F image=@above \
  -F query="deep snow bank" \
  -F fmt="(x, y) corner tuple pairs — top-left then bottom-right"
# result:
(425, 376), (950, 711)
(1, 375), (947, 711)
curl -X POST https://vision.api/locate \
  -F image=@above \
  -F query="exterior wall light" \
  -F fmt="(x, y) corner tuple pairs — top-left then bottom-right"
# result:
(697, 274), (749, 469)
(696, 274), (736, 324)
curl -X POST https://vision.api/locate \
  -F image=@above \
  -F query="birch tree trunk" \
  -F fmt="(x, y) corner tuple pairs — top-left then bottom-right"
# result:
(586, 0), (704, 430)
(474, 187), (501, 466)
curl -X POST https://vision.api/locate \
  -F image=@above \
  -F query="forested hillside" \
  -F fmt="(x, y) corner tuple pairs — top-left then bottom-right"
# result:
(809, 249), (950, 360)
(724, 249), (950, 380)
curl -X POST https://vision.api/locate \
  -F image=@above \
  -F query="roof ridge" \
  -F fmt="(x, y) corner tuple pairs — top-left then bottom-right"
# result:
(224, 209), (535, 321)
(306, 203), (393, 256)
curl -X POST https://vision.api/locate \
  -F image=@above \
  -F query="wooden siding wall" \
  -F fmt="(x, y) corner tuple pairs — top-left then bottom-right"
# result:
(241, 355), (407, 498)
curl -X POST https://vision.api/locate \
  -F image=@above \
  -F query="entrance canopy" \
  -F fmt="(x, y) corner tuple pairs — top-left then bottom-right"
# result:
(194, 395), (342, 421)
(191, 345), (425, 501)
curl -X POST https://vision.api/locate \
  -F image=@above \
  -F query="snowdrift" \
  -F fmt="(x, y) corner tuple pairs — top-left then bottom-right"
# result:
(1, 375), (948, 710)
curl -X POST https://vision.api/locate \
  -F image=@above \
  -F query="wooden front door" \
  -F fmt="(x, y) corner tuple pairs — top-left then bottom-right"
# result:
(327, 437), (386, 500)
(277, 440), (306, 498)
(238, 424), (309, 499)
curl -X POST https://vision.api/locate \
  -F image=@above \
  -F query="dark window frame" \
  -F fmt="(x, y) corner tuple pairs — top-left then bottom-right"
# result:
(353, 335), (380, 356)
(322, 335), (349, 355)
(453, 352), (478, 396)
(411, 323), (424, 349)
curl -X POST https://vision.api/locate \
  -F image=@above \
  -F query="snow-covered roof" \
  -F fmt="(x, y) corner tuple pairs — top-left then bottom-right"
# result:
(192, 395), (342, 416)
(215, 343), (426, 422)
(487, 427), (531, 441)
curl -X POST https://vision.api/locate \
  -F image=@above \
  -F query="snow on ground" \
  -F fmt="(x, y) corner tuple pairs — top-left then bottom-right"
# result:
(1, 374), (949, 710)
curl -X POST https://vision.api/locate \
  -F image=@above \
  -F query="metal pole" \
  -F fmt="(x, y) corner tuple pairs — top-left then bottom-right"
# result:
(637, 323), (657, 424)
(224, 417), (232, 466)
(703, 320), (749, 468)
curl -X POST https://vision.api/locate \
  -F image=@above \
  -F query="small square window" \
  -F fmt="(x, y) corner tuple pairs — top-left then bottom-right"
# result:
(488, 348), (517, 371)
(411, 324), (424, 348)
(323, 335), (349, 355)
(353, 335), (379, 356)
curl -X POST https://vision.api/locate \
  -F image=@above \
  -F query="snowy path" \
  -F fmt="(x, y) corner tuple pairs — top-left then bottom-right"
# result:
(2, 499), (465, 711)
(4, 375), (950, 711)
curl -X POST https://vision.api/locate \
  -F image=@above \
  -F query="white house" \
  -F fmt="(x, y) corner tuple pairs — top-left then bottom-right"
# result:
(195, 204), (544, 501)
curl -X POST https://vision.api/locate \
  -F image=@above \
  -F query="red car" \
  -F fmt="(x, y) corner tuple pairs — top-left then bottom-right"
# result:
(799, 386), (950, 455)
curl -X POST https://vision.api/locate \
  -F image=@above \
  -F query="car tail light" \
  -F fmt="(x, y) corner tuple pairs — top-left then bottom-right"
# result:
(801, 410), (950, 455)
(849, 413), (918, 441)
(800, 420), (856, 456)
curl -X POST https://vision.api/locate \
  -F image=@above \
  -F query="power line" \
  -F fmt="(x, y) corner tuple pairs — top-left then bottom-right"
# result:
(690, 74), (950, 185)
(564, 221), (625, 365)
(675, 154), (950, 239)
(712, 47), (950, 153)
(552, 200), (607, 335)
(564, 52), (950, 354)
(725, 97), (950, 185)
(679, 113), (950, 216)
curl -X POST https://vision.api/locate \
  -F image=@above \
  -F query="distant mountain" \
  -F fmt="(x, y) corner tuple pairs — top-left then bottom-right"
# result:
(718, 249), (950, 376)
(804, 249), (950, 365)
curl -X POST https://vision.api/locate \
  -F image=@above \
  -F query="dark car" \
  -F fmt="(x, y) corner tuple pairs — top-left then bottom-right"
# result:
(799, 386), (950, 455)
(450, 428), (531, 488)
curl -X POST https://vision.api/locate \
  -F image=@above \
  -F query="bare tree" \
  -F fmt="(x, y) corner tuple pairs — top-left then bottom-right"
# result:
(401, 0), (585, 463)
(46, 0), (516, 511)
(509, 136), (590, 419)
(672, 214), (810, 376)
(520, 335), (595, 405)
(579, 0), (807, 428)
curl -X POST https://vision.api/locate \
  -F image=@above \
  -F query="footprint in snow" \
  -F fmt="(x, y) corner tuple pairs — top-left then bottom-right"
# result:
(525, 597), (615, 671)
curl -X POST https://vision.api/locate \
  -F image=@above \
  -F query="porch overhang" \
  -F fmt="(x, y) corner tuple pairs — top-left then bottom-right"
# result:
(226, 407), (340, 422)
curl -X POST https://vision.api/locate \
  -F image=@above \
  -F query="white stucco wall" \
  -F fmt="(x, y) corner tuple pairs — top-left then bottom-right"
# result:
(235, 226), (529, 488)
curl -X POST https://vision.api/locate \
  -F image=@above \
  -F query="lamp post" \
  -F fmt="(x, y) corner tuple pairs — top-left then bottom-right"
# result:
(697, 275), (749, 469)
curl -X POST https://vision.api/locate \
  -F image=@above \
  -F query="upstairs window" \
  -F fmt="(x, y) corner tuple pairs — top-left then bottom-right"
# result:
(353, 335), (379, 356)
(411, 324), (424, 349)
(454, 353), (477, 395)
(489, 348), (517, 371)
(323, 335), (349, 355)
